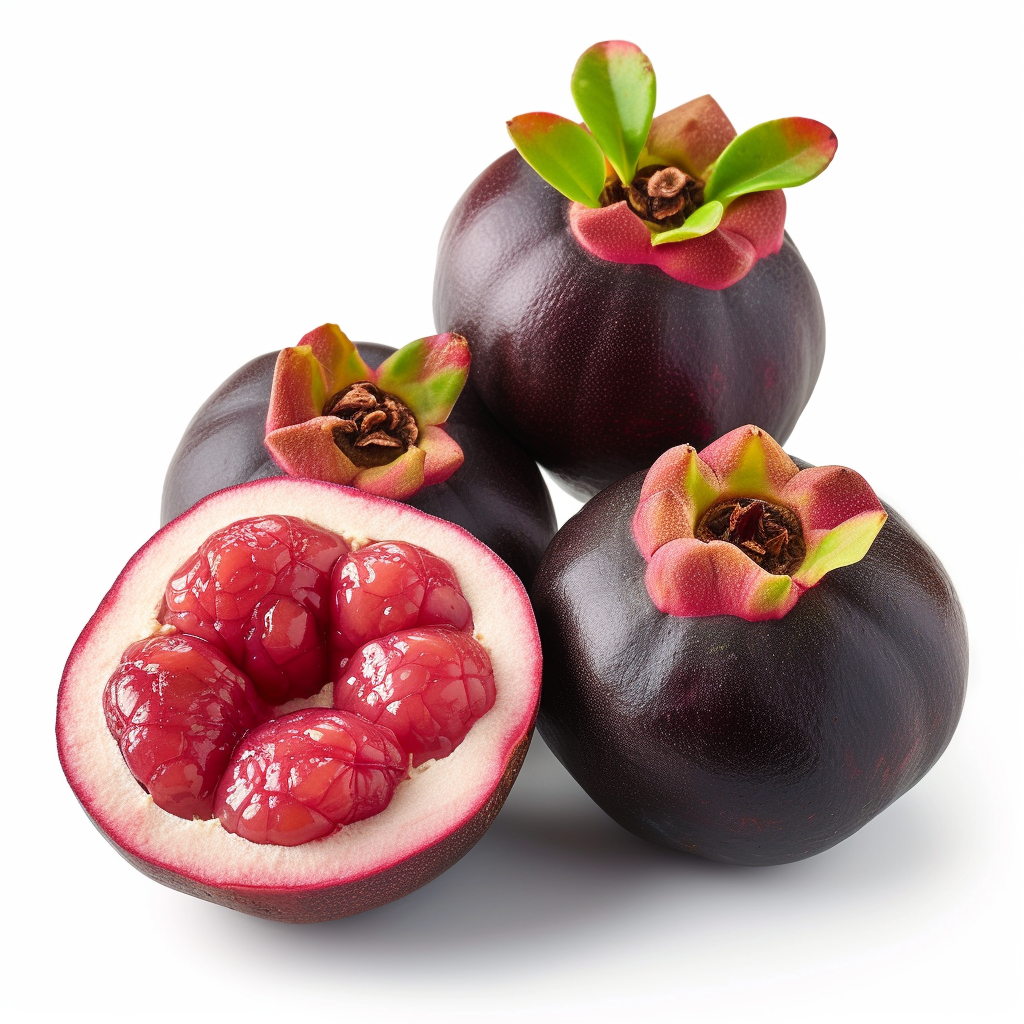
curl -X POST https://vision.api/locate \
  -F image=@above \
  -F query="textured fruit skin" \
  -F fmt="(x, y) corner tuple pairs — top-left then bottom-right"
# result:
(161, 344), (556, 584)
(532, 470), (968, 865)
(433, 151), (826, 499)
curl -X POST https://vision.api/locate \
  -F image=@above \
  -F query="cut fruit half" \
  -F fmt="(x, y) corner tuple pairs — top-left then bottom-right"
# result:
(57, 478), (542, 922)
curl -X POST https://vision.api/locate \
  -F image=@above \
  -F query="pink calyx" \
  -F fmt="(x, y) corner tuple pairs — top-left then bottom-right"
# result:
(632, 425), (887, 621)
(265, 325), (469, 499)
(568, 95), (787, 289)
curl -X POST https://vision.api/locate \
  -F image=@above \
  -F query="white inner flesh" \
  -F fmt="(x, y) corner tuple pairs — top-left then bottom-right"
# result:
(58, 480), (541, 888)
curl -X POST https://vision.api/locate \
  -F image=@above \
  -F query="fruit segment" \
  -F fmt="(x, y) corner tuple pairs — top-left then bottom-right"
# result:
(103, 634), (268, 820)
(335, 628), (496, 766)
(214, 709), (406, 846)
(160, 515), (349, 704)
(331, 541), (473, 656)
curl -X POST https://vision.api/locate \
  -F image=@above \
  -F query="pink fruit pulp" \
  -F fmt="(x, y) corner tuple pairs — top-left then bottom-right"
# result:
(114, 517), (489, 846)
(336, 627), (496, 766)
(215, 708), (407, 846)
(331, 541), (474, 656)
(161, 515), (349, 705)
(103, 633), (268, 819)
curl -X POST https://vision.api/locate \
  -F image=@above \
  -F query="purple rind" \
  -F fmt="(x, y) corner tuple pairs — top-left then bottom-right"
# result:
(433, 150), (826, 499)
(530, 468), (968, 865)
(161, 344), (556, 585)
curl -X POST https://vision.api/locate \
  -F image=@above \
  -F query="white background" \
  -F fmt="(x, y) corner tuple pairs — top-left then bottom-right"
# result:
(3, 2), (1020, 1020)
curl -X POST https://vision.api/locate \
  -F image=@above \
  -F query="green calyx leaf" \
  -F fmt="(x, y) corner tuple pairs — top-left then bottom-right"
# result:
(794, 510), (887, 589)
(704, 117), (837, 206)
(507, 113), (607, 208)
(570, 40), (656, 186)
(507, 42), (836, 232)
(375, 333), (470, 427)
(650, 200), (723, 245)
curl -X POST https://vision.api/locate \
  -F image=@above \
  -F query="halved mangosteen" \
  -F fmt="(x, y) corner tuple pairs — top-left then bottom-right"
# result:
(531, 426), (968, 865)
(161, 326), (556, 585)
(434, 40), (836, 499)
(58, 478), (541, 921)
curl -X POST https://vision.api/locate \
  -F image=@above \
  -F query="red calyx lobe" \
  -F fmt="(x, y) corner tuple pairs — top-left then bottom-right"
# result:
(331, 541), (473, 657)
(160, 516), (349, 705)
(214, 709), (406, 846)
(334, 627), (495, 766)
(103, 634), (268, 819)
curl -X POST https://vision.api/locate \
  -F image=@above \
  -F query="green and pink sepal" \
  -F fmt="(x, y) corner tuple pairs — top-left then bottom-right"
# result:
(633, 425), (887, 620)
(508, 42), (836, 290)
(265, 325), (469, 500)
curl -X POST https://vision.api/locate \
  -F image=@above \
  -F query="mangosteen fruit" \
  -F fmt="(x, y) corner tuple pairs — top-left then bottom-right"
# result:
(161, 325), (556, 585)
(58, 477), (541, 921)
(434, 40), (837, 499)
(531, 426), (968, 865)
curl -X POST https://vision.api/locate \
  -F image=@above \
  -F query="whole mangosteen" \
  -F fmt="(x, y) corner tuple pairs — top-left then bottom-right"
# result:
(162, 324), (556, 584)
(434, 40), (837, 499)
(531, 425), (968, 865)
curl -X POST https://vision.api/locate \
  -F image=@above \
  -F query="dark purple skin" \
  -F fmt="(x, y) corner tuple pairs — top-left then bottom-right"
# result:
(531, 469), (968, 866)
(161, 344), (556, 585)
(434, 151), (826, 500)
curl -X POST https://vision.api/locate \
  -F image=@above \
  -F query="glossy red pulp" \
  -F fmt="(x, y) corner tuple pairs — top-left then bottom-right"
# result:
(103, 633), (267, 819)
(335, 628), (496, 766)
(214, 708), (406, 846)
(103, 517), (495, 846)
(161, 516), (349, 705)
(331, 541), (473, 656)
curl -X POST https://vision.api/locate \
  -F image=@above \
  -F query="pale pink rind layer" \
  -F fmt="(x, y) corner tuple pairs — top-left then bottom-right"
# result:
(632, 425), (887, 621)
(57, 479), (541, 922)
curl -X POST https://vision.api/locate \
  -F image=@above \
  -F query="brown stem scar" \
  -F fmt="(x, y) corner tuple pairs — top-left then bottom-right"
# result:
(696, 498), (806, 575)
(600, 164), (706, 229)
(323, 382), (419, 468)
